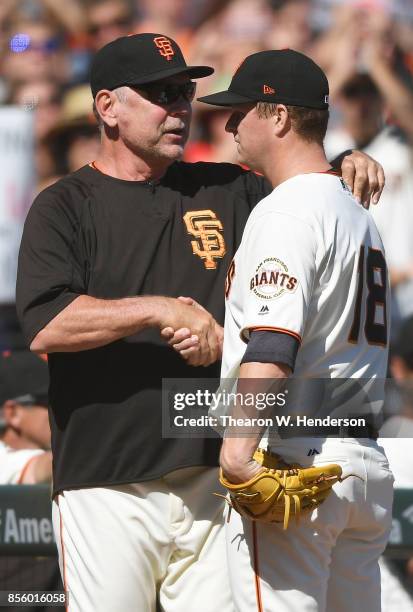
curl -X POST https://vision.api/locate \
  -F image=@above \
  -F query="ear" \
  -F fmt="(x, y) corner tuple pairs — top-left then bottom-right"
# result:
(3, 400), (23, 430)
(95, 90), (118, 128)
(273, 104), (290, 136)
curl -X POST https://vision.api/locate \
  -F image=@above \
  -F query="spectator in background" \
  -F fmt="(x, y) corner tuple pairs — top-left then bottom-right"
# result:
(33, 0), (86, 38)
(361, 21), (413, 144)
(8, 79), (63, 185)
(87, 0), (133, 52)
(41, 84), (100, 189)
(0, 0), (86, 38)
(313, 5), (413, 127)
(134, 0), (194, 56)
(265, 0), (312, 52)
(324, 72), (413, 334)
(9, 79), (62, 140)
(0, 2), (88, 92)
(6, 81), (100, 192)
(215, 0), (273, 43)
(1, 20), (68, 89)
(189, 0), (270, 101)
(0, 344), (60, 609)
(0, 351), (52, 485)
(184, 107), (237, 163)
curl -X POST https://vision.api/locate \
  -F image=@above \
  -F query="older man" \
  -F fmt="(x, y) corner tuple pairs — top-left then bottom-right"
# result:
(16, 33), (384, 612)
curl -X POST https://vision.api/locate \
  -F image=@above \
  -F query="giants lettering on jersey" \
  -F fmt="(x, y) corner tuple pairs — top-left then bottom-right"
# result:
(250, 257), (298, 300)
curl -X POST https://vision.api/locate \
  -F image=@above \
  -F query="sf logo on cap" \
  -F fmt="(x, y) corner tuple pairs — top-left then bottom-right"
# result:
(153, 36), (175, 61)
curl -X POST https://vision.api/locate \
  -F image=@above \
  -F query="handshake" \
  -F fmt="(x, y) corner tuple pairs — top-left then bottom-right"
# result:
(158, 296), (223, 367)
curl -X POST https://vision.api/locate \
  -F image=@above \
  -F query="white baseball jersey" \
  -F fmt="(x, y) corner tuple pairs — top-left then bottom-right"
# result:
(221, 172), (394, 612)
(222, 171), (389, 381)
(326, 125), (413, 328)
(0, 440), (44, 484)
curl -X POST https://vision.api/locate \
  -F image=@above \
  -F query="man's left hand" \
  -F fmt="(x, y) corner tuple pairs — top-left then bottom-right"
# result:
(334, 149), (385, 207)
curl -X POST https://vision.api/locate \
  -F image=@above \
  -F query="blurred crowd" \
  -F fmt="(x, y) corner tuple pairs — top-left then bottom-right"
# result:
(1, 0), (413, 606)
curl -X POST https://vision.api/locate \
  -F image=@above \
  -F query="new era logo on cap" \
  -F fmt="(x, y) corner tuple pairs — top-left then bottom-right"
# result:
(153, 36), (175, 61)
(263, 85), (275, 94)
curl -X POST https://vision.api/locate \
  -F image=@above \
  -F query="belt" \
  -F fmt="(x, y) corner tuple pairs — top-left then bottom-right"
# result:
(317, 423), (378, 440)
(277, 422), (379, 440)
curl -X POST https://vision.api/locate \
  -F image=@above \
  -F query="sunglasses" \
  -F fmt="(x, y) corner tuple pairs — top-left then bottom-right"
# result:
(135, 81), (197, 106)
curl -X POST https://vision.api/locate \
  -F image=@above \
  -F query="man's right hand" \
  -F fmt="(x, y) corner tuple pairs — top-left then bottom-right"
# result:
(157, 297), (221, 367)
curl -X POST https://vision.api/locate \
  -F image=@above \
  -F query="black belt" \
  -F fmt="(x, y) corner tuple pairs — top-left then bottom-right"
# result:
(277, 422), (379, 440)
(317, 423), (378, 440)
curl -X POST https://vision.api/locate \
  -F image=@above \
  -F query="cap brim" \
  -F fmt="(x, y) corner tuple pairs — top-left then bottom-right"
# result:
(197, 90), (252, 106)
(127, 65), (214, 86)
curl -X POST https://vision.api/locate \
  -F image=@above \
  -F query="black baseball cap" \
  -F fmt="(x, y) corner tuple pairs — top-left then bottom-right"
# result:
(198, 49), (329, 110)
(0, 351), (49, 407)
(90, 33), (214, 98)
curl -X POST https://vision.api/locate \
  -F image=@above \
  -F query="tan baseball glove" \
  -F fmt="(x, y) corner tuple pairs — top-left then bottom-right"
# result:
(219, 448), (348, 529)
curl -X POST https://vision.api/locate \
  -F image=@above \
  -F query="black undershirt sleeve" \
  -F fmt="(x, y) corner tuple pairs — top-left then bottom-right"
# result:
(241, 330), (300, 371)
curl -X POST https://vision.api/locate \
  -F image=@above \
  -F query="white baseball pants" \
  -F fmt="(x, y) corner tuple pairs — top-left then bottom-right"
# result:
(225, 438), (394, 612)
(52, 466), (233, 612)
